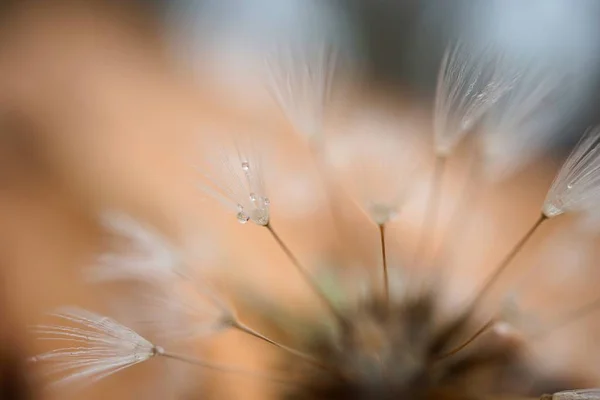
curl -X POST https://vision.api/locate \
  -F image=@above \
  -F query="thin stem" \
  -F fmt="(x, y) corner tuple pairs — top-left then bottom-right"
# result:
(436, 319), (495, 361)
(265, 223), (348, 329)
(470, 214), (547, 308)
(157, 350), (298, 385)
(379, 223), (389, 304)
(413, 155), (447, 264)
(230, 319), (328, 369)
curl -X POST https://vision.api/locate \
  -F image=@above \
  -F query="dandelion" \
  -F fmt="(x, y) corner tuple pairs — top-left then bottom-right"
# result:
(544, 126), (600, 218)
(265, 42), (338, 142)
(26, 22), (600, 400)
(29, 307), (157, 389)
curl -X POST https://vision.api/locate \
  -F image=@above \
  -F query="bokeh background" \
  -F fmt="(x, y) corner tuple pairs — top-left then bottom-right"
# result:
(2, 1), (600, 399)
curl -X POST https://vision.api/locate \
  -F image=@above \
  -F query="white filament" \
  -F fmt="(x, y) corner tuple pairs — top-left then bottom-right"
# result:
(265, 42), (338, 141)
(434, 42), (516, 156)
(544, 126), (600, 218)
(87, 212), (183, 283)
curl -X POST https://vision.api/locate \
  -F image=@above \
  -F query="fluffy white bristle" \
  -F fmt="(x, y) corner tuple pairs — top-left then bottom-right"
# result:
(87, 213), (182, 283)
(265, 43), (338, 141)
(434, 42), (516, 156)
(543, 126), (600, 218)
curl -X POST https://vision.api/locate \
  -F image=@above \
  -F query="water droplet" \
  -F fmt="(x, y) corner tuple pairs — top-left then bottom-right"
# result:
(249, 193), (257, 202)
(237, 211), (250, 224)
(264, 197), (270, 206)
(241, 161), (250, 171)
(567, 183), (574, 189)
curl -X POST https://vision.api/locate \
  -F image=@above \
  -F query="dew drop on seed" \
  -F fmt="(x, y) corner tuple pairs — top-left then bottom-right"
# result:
(237, 211), (250, 224)
(264, 197), (270, 206)
(567, 183), (574, 189)
(241, 161), (250, 171)
(249, 193), (257, 202)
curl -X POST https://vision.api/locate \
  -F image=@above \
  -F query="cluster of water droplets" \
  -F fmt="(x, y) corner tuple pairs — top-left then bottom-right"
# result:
(236, 161), (270, 226)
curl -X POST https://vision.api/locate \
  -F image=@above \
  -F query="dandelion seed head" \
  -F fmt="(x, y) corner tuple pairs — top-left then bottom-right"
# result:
(543, 126), (600, 218)
(434, 42), (516, 156)
(30, 307), (155, 389)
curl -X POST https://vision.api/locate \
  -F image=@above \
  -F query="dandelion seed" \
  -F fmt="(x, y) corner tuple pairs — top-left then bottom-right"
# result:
(265, 42), (338, 141)
(86, 212), (183, 283)
(198, 135), (270, 226)
(325, 127), (421, 226)
(29, 307), (157, 389)
(544, 126), (600, 218)
(122, 284), (235, 343)
(434, 42), (516, 157)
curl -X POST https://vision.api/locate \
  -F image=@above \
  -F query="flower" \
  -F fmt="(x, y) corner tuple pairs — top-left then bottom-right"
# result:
(543, 126), (600, 218)
(86, 212), (183, 283)
(265, 42), (338, 141)
(198, 136), (271, 226)
(29, 307), (157, 389)
(434, 42), (516, 157)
